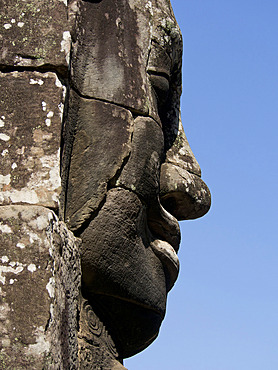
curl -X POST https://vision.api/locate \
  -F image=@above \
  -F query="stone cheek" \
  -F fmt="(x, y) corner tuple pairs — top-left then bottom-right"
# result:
(0, 0), (70, 69)
(0, 71), (64, 209)
(0, 205), (81, 368)
(62, 92), (134, 231)
(116, 116), (164, 203)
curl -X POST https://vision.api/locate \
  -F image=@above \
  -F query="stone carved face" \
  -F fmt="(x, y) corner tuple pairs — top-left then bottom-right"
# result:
(62, 0), (210, 358)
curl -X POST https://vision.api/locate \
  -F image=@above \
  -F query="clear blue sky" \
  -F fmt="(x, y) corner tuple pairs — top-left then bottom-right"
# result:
(126, 1), (278, 369)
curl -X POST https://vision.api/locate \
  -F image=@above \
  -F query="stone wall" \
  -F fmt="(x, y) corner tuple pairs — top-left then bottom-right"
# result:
(0, 1), (81, 367)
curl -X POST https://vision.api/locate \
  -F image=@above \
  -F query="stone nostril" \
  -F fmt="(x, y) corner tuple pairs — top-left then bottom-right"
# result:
(147, 199), (181, 252)
(160, 196), (177, 217)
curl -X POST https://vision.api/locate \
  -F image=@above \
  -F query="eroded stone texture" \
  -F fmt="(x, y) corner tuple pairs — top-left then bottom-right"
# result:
(160, 163), (211, 220)
(116, 116), (164, 202)
(0, 205), (81, 368)
(61, 91), (133, 231)
(0, 71), (64, 209)
(78, 296), (127, 370)
(71, 0), (153, 115)
(81, 188), (166, 358)
(0, 0), (70, 70)
(0, 0), (211, 367)
(61, 0), (211, 364)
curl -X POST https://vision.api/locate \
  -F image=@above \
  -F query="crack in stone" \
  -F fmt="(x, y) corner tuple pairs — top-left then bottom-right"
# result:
(0, 64), (69, 82)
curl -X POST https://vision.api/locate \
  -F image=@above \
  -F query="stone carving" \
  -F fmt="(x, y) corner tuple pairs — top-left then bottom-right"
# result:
(61, 0), (211, 366)
(0, 0), (210, 368)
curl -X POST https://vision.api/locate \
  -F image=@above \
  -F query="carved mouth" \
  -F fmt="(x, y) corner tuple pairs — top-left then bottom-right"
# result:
(150, 239), (179, 291)
(148, 201), (181, 291)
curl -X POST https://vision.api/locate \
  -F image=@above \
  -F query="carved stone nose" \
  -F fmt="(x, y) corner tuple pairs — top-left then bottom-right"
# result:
(160, 163), (211, 220)
(161, 116), (211, 220)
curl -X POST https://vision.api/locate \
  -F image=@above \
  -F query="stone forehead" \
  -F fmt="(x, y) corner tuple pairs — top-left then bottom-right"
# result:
(133, 0), (183, 60)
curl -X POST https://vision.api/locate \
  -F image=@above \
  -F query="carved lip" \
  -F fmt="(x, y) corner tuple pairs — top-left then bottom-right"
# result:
(148, 203), (181, 291)
(150, 239), (179, 292)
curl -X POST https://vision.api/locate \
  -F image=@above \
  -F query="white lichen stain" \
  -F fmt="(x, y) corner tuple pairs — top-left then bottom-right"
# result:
(9, 279), (15, 284)
(39, 150), (61, 189)
(52, 193), (59, 204)
(58, 102), (64, 122)
(55, 76), (62, 88)
(61, 31), (71, 64)
(17, 22), (24, 28)
(30, 78), (44, 86)
(58, 0), (67, 5)
(16, 146), (25, 155)
(27, 264), (37, 273)
(48, 212), (54, 222)
(2, 190), (40, 205)
(45, 119), (51, 127)
(11, 162), (17, 170)
(29, 215), (48, 231)
(2, 338), (11, 347)
(1, 149), (8, 157)
(11, 19), (16, 24)
(0, 148), (60, 207)
(0, 174), (11, 186)
(179, 148), (186, 156)
(0, 119), (4, 127)
(28, 231), (42, 244)
(26, 326), (50, 356)
(16, 242), (25, 249)
(47, 111), (54, 118)
(4, 24), (12, 30)
(42, 101), (47, 111)
(0, 133), (10, 141)
(146, 1), (153, 16)
(1, 256), (9, 263)
(0, 263), (24, 285)
(0, 303), (10, 320)
(46, 277), (55, 298)
(0, 223), (12, 234)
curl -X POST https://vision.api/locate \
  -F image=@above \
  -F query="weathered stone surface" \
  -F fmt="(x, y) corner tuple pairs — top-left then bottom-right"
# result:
(78, 295), (127, 369)
(0, 0), (70, 70)
(81, 187), (167, 357)
(164, 115), (202, 177)
(71, 0), (153, 115)
(116, 116), (164, 202)
(61, 1), (211, 363)
(61, 92), (133, 231)
(0, 205), (81, 368)
(0, 71), (64, 209)
(160, 163), (211, 220)
(0, 0), (212, 367)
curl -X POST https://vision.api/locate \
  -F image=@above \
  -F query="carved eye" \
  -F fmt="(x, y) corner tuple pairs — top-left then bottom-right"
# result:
(148, 72), (170, 106)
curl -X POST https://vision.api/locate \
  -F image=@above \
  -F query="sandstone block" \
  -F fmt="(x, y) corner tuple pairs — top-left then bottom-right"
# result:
(0, 205), (81, 368)
(0, 71), (65, 209)
(0, 0), (70, 70)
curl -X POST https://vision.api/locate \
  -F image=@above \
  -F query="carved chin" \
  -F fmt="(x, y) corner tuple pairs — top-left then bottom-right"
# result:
(86, 294), (164, 358)
(80, 187), (179, 356)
